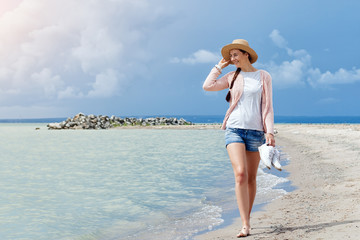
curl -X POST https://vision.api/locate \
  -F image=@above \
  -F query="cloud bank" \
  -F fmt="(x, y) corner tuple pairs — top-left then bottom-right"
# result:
(176, 29), (360, 90)
(0, 0), (167, 106)
(171, 49), (221, 64)
(267, 29), (360, 88)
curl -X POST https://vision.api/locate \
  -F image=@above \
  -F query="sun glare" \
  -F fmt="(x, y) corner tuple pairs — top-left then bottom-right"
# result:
(0, 0), (23, 17)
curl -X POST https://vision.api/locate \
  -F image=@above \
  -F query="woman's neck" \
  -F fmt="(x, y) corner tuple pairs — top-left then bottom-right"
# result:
(240, 63), (257, 72)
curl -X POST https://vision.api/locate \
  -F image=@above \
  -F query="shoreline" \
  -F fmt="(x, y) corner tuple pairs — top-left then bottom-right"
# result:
(0, 123), (223, 130)
(193, 163), (294, 239)
(2, 122), (360, 130)
(112, 123), (222, 130)
(195, 124), (360, 239)
(111, 123), (360, 129)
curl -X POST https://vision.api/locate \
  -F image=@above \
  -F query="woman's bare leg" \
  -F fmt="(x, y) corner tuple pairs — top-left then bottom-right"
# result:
(246, 151), (261, 222)
(226, 143), (250, 229)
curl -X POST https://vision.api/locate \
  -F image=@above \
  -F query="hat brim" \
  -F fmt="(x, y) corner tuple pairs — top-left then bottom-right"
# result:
(221, 43), (258, 64)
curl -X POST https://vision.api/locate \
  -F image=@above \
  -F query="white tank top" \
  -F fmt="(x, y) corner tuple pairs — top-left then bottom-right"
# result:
(226, 70), (263, 131)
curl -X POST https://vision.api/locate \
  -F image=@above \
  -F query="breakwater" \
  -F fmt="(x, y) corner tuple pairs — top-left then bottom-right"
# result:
(47, 113), (193, 130)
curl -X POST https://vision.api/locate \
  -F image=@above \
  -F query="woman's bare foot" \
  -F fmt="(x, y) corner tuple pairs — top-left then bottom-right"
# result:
(237, 226), (250, 238)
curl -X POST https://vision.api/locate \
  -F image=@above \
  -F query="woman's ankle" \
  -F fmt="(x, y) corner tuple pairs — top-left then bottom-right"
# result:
(242, 222), (251, 229)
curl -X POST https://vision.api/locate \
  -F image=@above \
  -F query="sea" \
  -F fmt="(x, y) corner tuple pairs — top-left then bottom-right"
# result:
(0, 115), (358, 240)
(1, 115), (360, 124)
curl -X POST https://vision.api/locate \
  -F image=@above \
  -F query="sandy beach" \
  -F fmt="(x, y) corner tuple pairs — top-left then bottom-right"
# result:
(196, 124), (360, 240)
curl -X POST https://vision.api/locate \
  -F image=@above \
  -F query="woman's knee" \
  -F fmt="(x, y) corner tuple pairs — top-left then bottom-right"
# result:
(248, 174), (257, 185)
(234, 169), (248, 185)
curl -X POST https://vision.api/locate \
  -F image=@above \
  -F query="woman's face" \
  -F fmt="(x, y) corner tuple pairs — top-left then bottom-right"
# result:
(229, 49), (249, 67)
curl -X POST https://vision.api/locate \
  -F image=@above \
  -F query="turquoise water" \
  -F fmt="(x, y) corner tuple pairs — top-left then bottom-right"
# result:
(0, 124), (288, 240)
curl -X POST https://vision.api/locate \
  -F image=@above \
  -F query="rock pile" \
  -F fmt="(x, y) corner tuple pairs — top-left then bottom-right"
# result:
(47, 113), (193, 130)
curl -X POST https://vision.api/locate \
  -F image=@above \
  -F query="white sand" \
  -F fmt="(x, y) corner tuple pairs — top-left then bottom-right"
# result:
(195, 124), (360, 239)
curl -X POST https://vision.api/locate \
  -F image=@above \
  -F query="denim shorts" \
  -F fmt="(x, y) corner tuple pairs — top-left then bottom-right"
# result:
(225, 128), (265, 152)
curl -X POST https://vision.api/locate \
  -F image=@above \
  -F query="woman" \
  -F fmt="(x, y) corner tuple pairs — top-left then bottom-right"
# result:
(203, 39), (275, 238)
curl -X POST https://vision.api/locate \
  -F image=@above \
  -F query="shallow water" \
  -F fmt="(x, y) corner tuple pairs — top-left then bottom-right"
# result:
(0, 124), (288, 240)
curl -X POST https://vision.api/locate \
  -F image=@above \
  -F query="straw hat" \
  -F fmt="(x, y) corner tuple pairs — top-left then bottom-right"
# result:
(221, 39), (258, 64)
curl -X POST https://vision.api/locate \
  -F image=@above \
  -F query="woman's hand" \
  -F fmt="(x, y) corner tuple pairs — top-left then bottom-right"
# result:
(265, 133), (275, 147)
(218, 58), (230, 69)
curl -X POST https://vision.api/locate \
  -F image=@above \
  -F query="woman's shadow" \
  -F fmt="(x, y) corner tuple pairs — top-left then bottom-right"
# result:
(251, 219), (360, 237)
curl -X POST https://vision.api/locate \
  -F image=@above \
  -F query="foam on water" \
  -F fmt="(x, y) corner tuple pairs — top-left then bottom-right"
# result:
(125, 203), (224, 240)
(256, 168), (288, 203)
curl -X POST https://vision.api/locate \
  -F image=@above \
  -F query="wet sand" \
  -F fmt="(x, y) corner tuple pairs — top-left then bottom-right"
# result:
(195, 124), (360, 239)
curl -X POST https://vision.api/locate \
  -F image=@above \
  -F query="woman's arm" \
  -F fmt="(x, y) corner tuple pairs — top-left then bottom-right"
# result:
(262, 71), (275, 146)
(203, 59), (232, 91)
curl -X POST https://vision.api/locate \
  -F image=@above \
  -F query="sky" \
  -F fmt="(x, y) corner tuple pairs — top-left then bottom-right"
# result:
(0, 0), (359, 118)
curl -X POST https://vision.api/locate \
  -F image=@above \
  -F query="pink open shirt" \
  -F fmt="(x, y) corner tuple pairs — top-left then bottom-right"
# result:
(203, 67), (274, 134)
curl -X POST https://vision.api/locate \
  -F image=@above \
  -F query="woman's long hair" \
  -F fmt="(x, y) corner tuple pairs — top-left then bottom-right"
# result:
(225, 49), (251, 102)
(225, 68), (241, 102)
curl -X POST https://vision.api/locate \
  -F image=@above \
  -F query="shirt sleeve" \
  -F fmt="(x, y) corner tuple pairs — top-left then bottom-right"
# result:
(203, 67), (233, 91)
(262, 71), (275, 135)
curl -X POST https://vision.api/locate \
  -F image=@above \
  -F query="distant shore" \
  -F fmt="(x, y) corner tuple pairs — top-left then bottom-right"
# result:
(112, 123), (222, 130)
(196, 124), (360, 239)
(111, 123), (360, 130)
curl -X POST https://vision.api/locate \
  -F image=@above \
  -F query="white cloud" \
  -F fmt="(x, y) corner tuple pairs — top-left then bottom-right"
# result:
(58, 87), (82, 100)
(71, 27), (123, 74)
(171, 49), (221, 64)
(266, 59), (307, 88)
(269, 29), (288, 49)
(267, 29), (360, 88)
(308, 67), (360, 87)
(0, 0), (167, 108)
(88, 69), (122, 98)
(30, 68), (63, 98)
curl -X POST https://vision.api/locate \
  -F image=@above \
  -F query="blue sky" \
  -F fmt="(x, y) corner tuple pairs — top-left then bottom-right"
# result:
(0, 0), (359, 118)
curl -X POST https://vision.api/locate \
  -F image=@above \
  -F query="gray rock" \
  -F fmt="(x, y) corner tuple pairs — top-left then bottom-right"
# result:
(47, 122), (62, 129)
